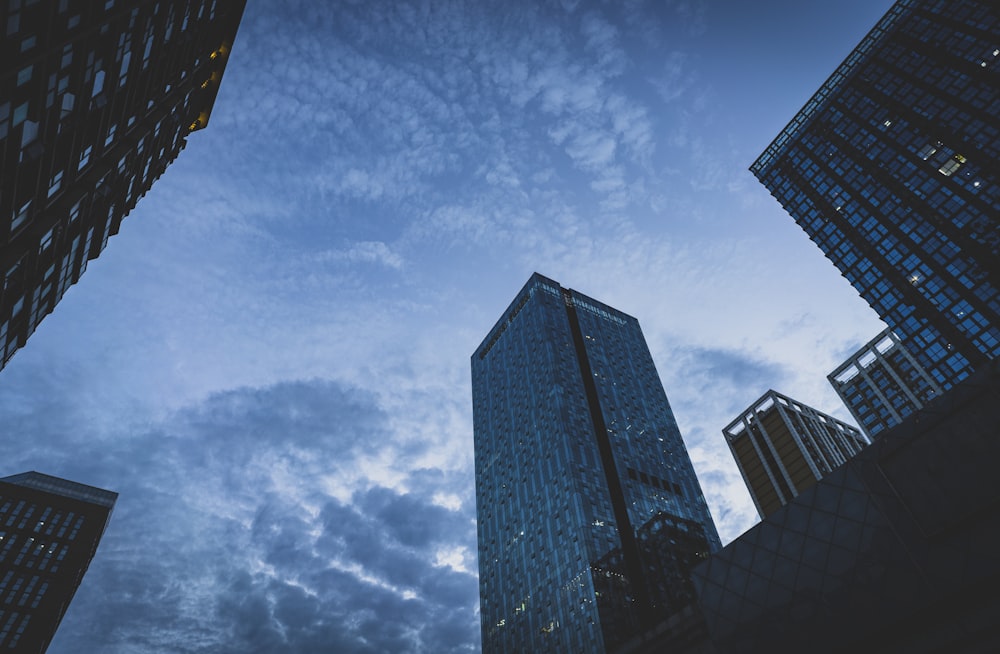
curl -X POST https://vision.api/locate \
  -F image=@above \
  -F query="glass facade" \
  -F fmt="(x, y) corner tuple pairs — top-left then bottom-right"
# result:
(829, 328), (943, 437)
(473, 273), (720, 653)
(0, 0), (247, 371)
(693, 359), (1000, 653)
(0, 471), (117, 652)
(752, 0), (1000, 392)
(723, 390), (869, 519)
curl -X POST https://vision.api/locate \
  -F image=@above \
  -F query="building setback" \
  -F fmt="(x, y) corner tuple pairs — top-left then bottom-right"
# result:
(0, 471), (117, 653)
(724, 390), (869, 519)
(472, 273), (720, 653)
(829, 328), (943, 437)
(1, 0), (247, 371)
(751, 0), (1000, 392)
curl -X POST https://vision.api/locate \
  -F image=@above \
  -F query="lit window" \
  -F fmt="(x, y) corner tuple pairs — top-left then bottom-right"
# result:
(938, 154), (966, 176)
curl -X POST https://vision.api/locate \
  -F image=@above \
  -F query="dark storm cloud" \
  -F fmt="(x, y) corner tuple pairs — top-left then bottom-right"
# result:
(0, 376), (477, 653)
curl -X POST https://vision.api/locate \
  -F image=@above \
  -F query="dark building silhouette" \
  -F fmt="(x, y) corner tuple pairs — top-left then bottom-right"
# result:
(692, 359), (1000, 653)
(829, 328), (942, 437)
(751, 0), (1000, 392)
(1, 0), (247, 371)
(0, 471), (117, 653)
(723, 390), (868, 519)
(472, 273), (720, 653)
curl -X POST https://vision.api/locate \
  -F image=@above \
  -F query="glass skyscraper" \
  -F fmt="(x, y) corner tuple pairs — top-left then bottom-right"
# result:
(472, 273), (720, 653)
(0, 471), (117, 652)
(1, 0), (247, 371)
(751, 0), (1000, 392)
(829, 328), (943, 437)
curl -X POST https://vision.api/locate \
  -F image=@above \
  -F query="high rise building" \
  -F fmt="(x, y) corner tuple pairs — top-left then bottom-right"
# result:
(829, 328), (943, 437)
(1, 0), (247, 371)
(751, 0), (1000, 392)
(0, 471), (117, 653)
(694, 359), (1000, 653)
(724, 390), (868, 519)
(472, 273), (721, 653)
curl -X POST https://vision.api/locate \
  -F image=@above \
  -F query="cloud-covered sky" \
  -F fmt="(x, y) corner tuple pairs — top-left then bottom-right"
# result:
(1, 0), (894, 651)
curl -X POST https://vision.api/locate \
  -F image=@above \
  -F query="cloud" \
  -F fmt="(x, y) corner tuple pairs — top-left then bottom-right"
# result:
(0, 1), (899, 647)
(652, 51), (696, 104)
(675, 346), (789, 413)
(0, 378), (480, 653)
(315, 241), (405, 270)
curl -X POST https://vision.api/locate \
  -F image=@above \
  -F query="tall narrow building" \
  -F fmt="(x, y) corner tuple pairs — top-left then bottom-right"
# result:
(829, 328), (943, 437)
(751, 0), (1000, 391)
(1, 0), (247, 371)
(0, 471), (117, 653)
(724, 390), (869, 519)
(472, 273), (720, 653)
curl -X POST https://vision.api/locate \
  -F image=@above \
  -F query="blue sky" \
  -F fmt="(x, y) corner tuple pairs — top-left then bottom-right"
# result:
(1, 0), (894, 651)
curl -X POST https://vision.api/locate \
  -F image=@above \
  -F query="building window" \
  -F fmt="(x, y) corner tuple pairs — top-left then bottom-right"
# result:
(938, 155), (965, 177)
(91, 69), (106, 98)
(47, 170), (63, 198)
(40, 228), (54, 252)
(16, 66), (32, 86)
(11, 200), (31, 232)
(79, 144), (92, 170)
(12, 102), (28, 127)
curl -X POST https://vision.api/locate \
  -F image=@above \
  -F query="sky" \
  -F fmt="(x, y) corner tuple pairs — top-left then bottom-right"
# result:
(0, 0), (895, 651)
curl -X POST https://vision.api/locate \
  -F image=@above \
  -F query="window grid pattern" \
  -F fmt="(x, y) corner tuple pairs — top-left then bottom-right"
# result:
(473, 274), (720, 653)
(752, 0), (1000, 392)
(0, 473), (116, 652)
(829, 328), (943, 437)
(724, 390), (869, 519)
(694, 362), (1000, 653)
(0, 0), (246, 371)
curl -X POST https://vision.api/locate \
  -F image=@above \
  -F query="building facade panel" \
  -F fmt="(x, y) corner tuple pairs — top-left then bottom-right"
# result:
(724, 391), (869, 519)
(752, 0), (1000, 392)
(0, 0), (246, 370)
(0, 471), (117, 653)
(694, 360), (1000, 653)
(473, 274), (719, 653)
(829, 328), (943, 436)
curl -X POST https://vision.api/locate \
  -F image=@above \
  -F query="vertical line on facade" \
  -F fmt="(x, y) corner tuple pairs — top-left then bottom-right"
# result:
(562, 290), (655, 629)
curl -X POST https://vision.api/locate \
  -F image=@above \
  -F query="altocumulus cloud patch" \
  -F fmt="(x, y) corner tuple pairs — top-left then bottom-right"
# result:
(4, 380), (479, 654)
